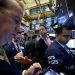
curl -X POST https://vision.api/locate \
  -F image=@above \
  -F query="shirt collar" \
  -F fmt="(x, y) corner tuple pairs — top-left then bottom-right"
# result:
(56, 41), (65, 48)
(41, 35), (49, 40)
(41, 35), (50, 43)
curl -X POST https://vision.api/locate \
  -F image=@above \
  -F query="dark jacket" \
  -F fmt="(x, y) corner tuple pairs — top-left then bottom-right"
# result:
(4, 42), (27, 69)
(45, 40), (75, 75)
(0, 59), (20, 75)
(26, 39), (37, 58)
(32, 36), (55, 68)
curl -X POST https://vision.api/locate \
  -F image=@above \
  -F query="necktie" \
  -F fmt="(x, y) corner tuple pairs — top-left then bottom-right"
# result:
(64, 46), (73, 58)
(16, 43), (21, 52)
(45, 38), (51, 47)
(0, 47), (10, 64)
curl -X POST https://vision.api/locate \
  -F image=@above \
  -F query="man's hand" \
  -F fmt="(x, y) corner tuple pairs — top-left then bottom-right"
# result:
(14, 52), (22, 60)
(14, 55), (32, 64)
(24, 63), (42, 75)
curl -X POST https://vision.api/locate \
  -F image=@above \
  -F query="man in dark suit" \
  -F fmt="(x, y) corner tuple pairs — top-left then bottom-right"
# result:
(24, 25), (55, 68)
(45, 25), (75, 75)
(0, 0), (42, 75)
(4, 32), (28, 69)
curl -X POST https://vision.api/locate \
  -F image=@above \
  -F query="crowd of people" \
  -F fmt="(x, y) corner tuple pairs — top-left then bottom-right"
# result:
(0, 0), (75, 75)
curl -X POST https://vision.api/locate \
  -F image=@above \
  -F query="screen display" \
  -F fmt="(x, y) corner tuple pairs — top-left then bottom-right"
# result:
(58, 15), (67, 25)
(66, 39), (75, 48)
(44, 69), (60, 75)
(72, 30), (75, 39)
(57, 8), (67, 25)
(65, 0), (73, 17)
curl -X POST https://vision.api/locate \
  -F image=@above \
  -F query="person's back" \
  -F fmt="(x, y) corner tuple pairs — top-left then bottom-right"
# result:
(25, 36), (31, 45)
(26, 35), (37, 58)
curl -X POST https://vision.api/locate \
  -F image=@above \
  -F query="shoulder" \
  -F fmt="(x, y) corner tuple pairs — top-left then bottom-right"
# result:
(7, 42), (14, 47)
(0, 59), (20, 75)
(4, 42), (14, 49)
(38, 38), (44, 43)
(45, 41), (60, 54)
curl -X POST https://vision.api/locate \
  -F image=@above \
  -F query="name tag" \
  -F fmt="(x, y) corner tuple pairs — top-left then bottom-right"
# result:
(21, 46), (24, 49)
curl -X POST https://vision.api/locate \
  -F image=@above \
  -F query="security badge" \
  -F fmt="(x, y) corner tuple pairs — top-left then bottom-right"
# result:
(21, 46), (24, 49)
(48, 56), (58, 64)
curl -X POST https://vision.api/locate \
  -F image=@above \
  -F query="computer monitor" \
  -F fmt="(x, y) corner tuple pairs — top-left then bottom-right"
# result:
(71, 30), (75, 39)
(65, 0), (73, 17)
(42, 66), (66, 75)
(61, 0), (73, 18)
(58, 0), (74, 24)
(66, 39), (75, 49)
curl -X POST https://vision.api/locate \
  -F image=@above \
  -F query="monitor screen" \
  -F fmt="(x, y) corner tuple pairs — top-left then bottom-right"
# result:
(43, 68), (65, 75)
(57, 14), (67, 25)
(44, 69), (60, 75)
(57, 7), (67, 25)
(42, 66), (66, 75)
(66, 39), (75, 48)
(58, 0), (74, 26)
(65, 0), (73, 17)
(71, 30), (75, 39)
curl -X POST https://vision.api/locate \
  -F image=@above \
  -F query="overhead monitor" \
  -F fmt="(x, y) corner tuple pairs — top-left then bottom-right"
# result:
(66, 39), (75, 49)
(56, 0), (75, 29)
(65, 0), (73, 17)
(61, 0), (73, 18)
(57, 10), (67, 25)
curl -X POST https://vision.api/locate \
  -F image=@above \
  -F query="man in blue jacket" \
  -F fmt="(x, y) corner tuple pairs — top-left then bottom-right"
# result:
(4, 32), (29, 70)
(45, 25), (75, 75)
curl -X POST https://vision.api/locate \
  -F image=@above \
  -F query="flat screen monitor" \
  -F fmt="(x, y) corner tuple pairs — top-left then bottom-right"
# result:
(57, 12), (67, 25)
(66, 39), (75, 48)
(71, 30), (75, 39)
(42, 66), (66, 75)
(65, 0), (73, 17)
